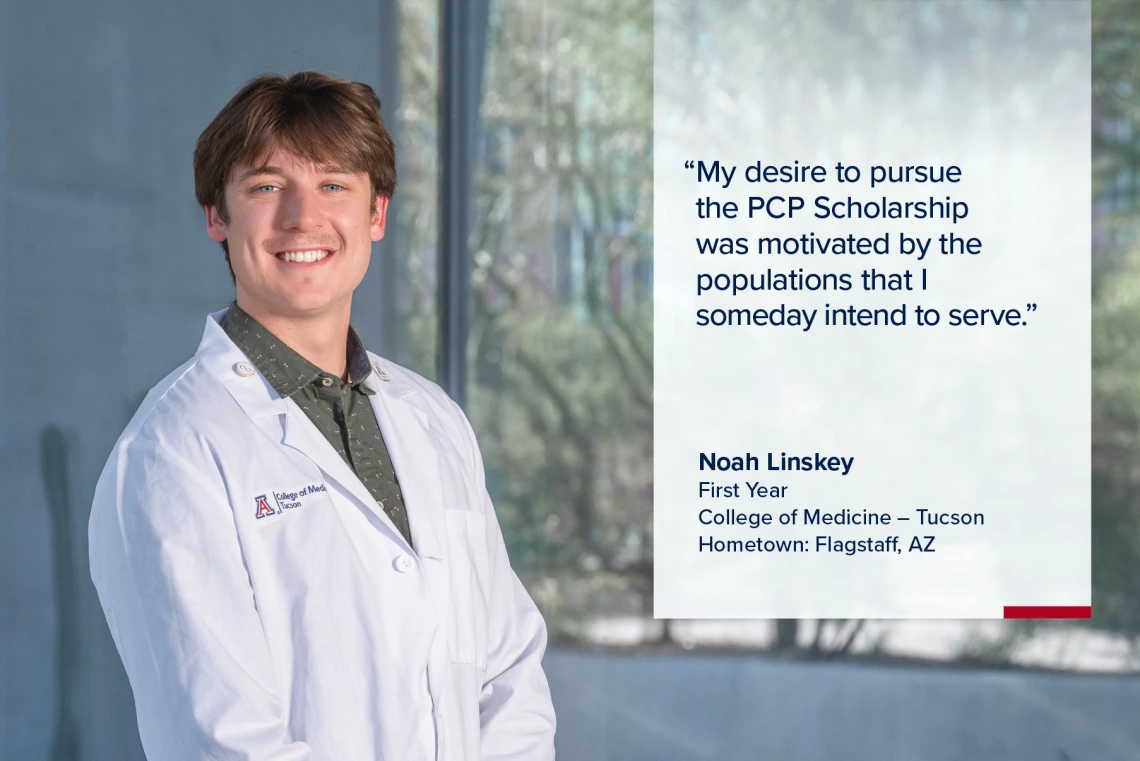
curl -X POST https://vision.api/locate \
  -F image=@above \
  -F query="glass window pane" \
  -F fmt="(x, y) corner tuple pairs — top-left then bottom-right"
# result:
(394, 0), (440, 378)
(471, 0), (655, 636)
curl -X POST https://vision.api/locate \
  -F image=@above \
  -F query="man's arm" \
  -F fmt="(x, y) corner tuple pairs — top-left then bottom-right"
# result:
(89, 438), (313, 761)
(449, 400), (557, 760)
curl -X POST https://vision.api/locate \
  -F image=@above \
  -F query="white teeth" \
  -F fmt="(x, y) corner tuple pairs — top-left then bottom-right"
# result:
(278, 250), (330, 263)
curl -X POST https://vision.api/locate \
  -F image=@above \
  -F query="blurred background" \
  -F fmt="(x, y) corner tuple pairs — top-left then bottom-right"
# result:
(1, 0), (1138, 759)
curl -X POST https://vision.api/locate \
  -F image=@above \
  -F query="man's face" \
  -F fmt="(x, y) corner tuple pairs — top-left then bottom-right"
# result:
(206, 146), (387, 320)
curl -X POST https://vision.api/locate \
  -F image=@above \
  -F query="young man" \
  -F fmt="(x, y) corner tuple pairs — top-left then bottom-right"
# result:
(88, 71), (556, 761)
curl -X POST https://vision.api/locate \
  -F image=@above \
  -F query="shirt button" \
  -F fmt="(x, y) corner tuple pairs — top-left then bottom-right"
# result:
(321, 377), (334, 387)
(234, 362), (255, 377)
(394, 555), (415, 573)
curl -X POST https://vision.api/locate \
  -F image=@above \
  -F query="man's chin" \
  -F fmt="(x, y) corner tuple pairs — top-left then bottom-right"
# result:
(278, 295), (348, 316)
(239, 291), (350, 320)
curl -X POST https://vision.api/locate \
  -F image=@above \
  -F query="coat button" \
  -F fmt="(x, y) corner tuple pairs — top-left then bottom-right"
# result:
(394, 555), (415, 573)
(234, 362), (255, 377)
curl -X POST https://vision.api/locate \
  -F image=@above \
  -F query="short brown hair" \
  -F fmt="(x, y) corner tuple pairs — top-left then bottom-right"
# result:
(193, 71), (397, 280)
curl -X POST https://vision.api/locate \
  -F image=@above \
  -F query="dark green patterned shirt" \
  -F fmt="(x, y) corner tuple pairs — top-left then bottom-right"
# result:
(221, 302), (413, 546)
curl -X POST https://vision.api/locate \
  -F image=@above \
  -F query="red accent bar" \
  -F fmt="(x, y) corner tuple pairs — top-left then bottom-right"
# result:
(1003, 606), (1091, 619)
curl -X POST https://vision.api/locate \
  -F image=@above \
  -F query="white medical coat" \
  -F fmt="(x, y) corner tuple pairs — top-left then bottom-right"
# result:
(88, 310), (556, 761)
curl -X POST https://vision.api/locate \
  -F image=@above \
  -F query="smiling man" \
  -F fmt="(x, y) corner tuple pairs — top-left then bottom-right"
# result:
(88, 71), (556, 761)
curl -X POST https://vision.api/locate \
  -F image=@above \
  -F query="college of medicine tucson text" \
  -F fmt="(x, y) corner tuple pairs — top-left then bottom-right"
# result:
(701, 451), (855, 476)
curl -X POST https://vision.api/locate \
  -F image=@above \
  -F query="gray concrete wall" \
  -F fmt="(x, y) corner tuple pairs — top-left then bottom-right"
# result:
(545, 650), (1140, 761)
(0, 3), (398, 758)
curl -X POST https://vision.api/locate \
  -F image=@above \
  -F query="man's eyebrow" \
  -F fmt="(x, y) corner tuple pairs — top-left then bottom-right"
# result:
(235, 166), (283, 183)
(235, 164), (354, 183)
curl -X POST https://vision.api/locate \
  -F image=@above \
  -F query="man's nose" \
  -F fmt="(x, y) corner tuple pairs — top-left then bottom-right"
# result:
(279, 187), (323, 230)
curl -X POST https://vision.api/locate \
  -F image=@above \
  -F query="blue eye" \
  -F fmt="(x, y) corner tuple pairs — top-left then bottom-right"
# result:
(255, 185), (276, 193)
(324, 184), (344, 191)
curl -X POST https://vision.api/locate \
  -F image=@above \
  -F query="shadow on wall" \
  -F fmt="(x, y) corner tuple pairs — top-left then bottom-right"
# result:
(41, 426), (80, 761)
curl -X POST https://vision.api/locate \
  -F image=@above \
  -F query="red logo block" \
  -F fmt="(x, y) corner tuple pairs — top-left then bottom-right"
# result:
(255, 494), (276, 519)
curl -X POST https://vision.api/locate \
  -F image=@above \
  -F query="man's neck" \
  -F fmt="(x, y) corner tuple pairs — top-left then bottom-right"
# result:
(234, 295), (353, 380)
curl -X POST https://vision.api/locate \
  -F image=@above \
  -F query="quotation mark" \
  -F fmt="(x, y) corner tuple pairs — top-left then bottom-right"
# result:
(1022, 303), (1037, 326)
(685, 160), (694, 169)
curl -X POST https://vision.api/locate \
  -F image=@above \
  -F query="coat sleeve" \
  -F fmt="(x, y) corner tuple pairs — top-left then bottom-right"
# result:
(89, 436), (313, 761)
(448, 400), (557, 760)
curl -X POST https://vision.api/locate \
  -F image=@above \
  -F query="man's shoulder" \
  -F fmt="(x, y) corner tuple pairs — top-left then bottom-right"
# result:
(365, 352), (480, 459)
(91, 353), (245, 521)
(366, 352), (458, 412)
(116, 353), (244, 454)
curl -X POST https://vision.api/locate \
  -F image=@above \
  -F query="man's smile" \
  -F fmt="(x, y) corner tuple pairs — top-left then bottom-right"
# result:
(274, 248), (335, 264)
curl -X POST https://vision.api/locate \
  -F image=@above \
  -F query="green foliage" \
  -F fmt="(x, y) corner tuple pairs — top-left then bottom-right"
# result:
(1092, 258), (1140, 633)
(1090, 0), (1140, 637)
(466, 0), (654, 630)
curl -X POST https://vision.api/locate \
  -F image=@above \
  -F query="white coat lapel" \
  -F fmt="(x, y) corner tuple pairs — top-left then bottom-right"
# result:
(363, 371), (446, 562)
(277, 401), (419, 548)
(363, 363), (451, 630)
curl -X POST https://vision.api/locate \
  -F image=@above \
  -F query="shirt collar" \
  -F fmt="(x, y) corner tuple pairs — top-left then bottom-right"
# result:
(221, 301), (376, 398)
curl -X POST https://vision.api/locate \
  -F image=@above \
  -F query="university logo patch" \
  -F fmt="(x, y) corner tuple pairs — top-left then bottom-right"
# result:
(254, 494), (276, 519)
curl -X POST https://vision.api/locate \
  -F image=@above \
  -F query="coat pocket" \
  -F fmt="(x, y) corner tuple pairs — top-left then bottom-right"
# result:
(443, 509), (489, 670)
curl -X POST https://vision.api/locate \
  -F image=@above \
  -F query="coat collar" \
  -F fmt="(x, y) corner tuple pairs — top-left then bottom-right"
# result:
(221, 302), (377, 398)
(198, 309), (288, 419)
(196, 309), (446, 561)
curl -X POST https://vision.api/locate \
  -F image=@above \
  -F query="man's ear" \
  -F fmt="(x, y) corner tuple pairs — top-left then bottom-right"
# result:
(205, 205), (228, 243)
(370, 195), (390, 242)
